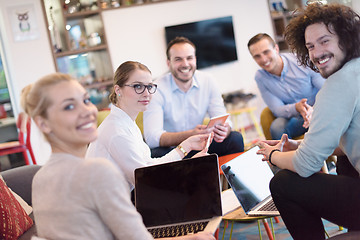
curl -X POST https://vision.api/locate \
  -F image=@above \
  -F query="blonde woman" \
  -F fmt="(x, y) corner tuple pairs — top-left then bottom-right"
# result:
(22, 73), (214, 240)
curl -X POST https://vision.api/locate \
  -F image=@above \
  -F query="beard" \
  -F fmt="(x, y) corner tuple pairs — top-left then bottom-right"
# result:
(171, 67), (195, 83)
(314, 53), (346, 79)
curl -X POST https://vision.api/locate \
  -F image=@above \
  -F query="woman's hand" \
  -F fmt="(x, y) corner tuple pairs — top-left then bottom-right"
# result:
(180, 133), (214, 156)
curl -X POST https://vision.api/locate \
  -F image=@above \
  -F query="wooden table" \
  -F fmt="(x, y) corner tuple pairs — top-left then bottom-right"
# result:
(222, 205), (279, 240)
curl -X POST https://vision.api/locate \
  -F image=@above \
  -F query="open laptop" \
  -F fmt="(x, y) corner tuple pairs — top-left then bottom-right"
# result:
(134, 154), (222, 238)
(221, 145), (279, 216)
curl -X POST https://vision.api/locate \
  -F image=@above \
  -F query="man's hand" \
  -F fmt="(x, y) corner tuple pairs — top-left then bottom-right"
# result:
(212, 122), (231, 143)
(259, 134), (300, 153)
(295, 98), (313, 128)
(193, 124), (212, 135)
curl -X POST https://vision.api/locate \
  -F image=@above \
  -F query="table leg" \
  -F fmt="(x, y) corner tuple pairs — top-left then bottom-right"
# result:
(221, 220), (227, 240)
(262, 219), (274, 240)
(257, 220), (263, 240)
(229, 221), (234, 240)
(270, 218), (275, 240)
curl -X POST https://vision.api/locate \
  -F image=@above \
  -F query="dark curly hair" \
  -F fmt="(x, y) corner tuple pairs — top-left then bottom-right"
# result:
(284, 2), (360, 72)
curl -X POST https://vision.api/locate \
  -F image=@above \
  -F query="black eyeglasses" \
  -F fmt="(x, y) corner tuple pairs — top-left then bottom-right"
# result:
(124, 83), (158, 94)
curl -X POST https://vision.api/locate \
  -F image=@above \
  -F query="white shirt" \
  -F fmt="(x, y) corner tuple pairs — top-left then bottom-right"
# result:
(144, 71), (229, 148)
(86, 105), (181, 189)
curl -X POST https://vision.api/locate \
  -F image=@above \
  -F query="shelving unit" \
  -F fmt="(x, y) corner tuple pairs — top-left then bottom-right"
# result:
(268, 0), (303, 51)
(270, 10), (298, 51)
(41, 0), (178, 109)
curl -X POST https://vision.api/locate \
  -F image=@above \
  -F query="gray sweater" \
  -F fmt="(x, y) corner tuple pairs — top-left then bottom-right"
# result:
(293, 57), (360, 177)
(32, 153), (153, 240)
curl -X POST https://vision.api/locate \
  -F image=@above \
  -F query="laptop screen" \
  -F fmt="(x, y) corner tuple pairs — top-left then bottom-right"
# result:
(221, 146), (274, 213)
(135, 154), (222, 227)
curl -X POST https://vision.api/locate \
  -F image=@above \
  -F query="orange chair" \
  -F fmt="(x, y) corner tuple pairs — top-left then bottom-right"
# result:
(0, 112), (36, 165)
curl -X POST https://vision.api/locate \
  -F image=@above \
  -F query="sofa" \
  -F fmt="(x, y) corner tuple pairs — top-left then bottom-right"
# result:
(1, 164), (41, 240)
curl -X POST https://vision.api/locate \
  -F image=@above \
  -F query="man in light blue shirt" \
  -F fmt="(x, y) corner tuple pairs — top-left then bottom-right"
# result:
(143, 36), (244, 157)
(248, 33), (325, 139)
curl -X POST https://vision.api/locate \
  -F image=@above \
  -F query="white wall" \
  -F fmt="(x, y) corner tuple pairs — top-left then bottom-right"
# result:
(1, 0), (359, 164)
(0, 0), (274, 164)
(352, 0), (360, 13)
(0, 0), (54, 165)
(103, 0), (273, 116)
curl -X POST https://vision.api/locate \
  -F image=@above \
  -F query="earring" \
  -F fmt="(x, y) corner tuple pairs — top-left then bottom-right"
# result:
(118, 93), (121, 97)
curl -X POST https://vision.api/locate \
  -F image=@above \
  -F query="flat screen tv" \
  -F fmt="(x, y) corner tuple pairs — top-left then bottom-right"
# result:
(165, 16), (238, 69)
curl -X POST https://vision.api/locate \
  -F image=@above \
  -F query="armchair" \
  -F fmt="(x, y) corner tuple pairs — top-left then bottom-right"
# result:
(260, 107), (304, 140)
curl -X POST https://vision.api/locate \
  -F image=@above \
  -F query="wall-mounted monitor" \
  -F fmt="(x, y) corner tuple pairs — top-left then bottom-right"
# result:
(165, 16), (238, 69)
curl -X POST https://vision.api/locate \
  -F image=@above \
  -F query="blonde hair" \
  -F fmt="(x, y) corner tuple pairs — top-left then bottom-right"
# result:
(21, 73), (75, 119)
(109, 61), (151, 105)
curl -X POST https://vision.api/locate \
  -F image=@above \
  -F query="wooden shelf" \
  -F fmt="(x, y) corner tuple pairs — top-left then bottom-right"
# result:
(84, 79), (113, 89)
(100, 0), (179, 10)
(269, 0), (304, 51)
(41, 0), (179, 109)
(64, 9), (101, 19)
(54, 44), (108, 58)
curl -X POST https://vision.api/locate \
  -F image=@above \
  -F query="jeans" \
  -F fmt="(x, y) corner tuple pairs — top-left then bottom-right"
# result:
(270, 156), (360, 240)
(150, 131), (244, 158)
(270, 116), (307, 140)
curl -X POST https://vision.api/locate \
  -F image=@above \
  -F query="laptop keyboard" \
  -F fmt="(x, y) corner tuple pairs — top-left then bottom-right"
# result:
(148, 221), (209, 238)
(258, 199), (278, 211)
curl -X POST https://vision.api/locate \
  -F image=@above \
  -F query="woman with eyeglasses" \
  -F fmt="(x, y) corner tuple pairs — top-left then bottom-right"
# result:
(87, 61), (211, 189)
(24, 73), (214, 240)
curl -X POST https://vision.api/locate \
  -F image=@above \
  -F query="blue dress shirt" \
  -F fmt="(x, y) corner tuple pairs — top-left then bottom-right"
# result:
(255, 53), (325, 118)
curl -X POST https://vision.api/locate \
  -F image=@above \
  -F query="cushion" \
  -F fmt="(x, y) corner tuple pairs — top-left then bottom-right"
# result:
(0, 174), (32, 215)
(0, 177), (33, 239)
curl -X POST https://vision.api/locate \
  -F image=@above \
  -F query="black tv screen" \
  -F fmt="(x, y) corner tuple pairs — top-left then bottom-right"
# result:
(165, 16), (238, 69)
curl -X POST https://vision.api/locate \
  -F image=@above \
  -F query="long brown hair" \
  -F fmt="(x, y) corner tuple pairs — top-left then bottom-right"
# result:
(109, 61), (151, 105)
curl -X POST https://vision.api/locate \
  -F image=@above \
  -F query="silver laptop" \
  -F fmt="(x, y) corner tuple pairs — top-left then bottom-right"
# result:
(134, 154), (222, 238)
(221, 146), (279, 216)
